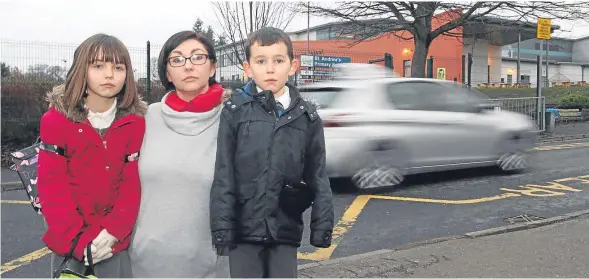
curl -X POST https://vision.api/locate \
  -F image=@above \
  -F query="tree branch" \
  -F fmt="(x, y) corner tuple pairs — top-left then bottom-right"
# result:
(431, 2), (502, 39)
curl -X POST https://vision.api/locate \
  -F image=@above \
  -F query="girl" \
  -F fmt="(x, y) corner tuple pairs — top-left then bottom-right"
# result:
(37, 33), (146, 278)
(129, 31), (230, 278)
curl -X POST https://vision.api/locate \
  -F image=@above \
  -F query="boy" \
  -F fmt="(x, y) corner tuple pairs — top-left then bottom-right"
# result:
(210, 27), (335, 278)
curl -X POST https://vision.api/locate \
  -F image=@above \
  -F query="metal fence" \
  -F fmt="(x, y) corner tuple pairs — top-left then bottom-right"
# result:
(489, 97), (546, 131)
(1, 40), (385, 101)
(0, 39), (392, 165)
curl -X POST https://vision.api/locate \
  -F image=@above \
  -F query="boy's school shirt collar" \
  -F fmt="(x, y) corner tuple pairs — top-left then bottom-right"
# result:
(257, 85), (291, 109)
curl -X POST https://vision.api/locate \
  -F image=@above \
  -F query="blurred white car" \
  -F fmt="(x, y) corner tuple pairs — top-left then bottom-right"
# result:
(299, 64), (536, 190)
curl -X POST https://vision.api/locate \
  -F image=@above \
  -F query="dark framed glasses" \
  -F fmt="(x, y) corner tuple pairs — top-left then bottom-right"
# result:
(168, 54), (210, 67)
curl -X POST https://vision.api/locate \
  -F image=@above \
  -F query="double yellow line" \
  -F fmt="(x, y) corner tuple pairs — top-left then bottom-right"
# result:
(2, 141), (589, 273)
(1, 248), (51, 274)
(296, 192), (520, 261)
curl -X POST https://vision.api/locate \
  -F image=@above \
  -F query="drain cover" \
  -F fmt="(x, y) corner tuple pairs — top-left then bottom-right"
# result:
(502, 214), (546, 224)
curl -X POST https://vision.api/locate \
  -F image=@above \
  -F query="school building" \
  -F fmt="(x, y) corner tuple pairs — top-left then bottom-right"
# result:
(214, 11), (589, 87)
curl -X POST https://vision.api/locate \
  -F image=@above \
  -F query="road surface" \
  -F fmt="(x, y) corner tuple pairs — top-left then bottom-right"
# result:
(2, 139), (589, 277)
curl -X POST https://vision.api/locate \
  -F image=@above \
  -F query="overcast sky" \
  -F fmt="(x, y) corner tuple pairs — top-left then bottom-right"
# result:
(1, 0), (588, 47)
(1, 0), (588, 79)
(0, 0), (334, 47)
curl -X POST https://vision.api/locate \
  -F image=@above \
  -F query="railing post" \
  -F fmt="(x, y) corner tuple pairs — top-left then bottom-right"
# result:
(427, 56), (434, 78)
(146, 41), (151, 104)
(536, 55), (542, 129)
(461, 54), (466, 84)
(467, 53), (473, 87)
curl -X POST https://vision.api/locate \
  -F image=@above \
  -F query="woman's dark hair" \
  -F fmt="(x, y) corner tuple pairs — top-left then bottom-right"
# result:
(158, 31), (218, 91)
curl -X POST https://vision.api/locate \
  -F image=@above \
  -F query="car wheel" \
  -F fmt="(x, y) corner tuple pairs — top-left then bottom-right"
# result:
(497, 152), (528, 172)
(351, 141), (407, 190)
(496, 135), (529, 172)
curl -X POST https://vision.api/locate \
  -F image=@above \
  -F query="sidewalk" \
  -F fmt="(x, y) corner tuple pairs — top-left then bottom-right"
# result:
(551, 121), (589, 137)
(299, 214), (589, 278)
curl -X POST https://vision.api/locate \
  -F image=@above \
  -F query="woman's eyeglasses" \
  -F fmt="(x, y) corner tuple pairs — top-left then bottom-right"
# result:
(168, 54), (209, 67)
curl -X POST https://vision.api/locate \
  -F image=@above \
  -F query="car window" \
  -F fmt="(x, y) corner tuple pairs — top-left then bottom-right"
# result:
(443, 83), (489, 103)
(386, 82), (449, 111)
(299, 87), (343, 109)
(442, 83), (492, 112)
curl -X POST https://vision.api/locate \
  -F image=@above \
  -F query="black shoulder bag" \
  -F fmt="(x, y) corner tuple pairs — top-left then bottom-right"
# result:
(52, 232), (97, 278)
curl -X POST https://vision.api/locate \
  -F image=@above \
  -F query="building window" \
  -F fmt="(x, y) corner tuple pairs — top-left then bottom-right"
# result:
(317, 28), (330, 40)
(403, 60), (411, 77)
(219, 54), (225, 67)
(237, 49), (245, 63)
(225, 54), (231, 67)
(229, 52), (237, 66)
(549, 44), (559, 51)
(507, 75), (513, 84)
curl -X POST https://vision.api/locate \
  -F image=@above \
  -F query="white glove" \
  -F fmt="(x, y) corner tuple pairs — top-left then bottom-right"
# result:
(83, 243), (113, 266)
(85, 246), (113, 266)
(84, 229), (118, 265)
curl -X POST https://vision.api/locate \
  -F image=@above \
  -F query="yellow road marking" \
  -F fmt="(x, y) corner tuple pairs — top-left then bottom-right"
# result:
(2, 172), (588, 270)
(531, 141), (589, 151)
(298, 195), (371, 261)
(297, 174), (588, 261)
(1, 181), (21, 186)
(368, 192), (521, 204)
(1, 247), (51, 275)
(1, 200), (30, 204)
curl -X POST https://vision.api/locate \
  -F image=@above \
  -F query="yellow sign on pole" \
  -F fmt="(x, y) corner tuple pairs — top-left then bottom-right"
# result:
(537, 18), (551, 40)
(437, 68), (446, 80)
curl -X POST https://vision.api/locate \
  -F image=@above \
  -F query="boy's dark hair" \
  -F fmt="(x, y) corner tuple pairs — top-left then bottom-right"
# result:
(245, 27), (294, 62)
(158, 31), (218, 91)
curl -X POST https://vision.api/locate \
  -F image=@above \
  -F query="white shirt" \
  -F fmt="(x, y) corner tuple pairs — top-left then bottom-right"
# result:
(257, 86), (291, 109)
(86, 99), (117, 129)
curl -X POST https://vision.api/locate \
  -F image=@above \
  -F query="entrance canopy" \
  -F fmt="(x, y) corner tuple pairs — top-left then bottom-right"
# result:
(462, 16), (560, 46)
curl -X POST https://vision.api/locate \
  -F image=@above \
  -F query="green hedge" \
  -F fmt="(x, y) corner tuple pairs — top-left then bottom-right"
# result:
(0, 80), (167, 167)
(478, 87), (589, 107)
(558, 93), (589, 109)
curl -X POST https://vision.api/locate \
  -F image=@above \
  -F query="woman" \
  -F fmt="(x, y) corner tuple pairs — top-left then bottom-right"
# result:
(38, 33), (146, 278)
(129, 31), (230, 278)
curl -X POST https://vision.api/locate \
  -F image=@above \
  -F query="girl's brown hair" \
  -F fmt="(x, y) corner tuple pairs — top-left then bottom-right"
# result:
(63, 34), (140, 115)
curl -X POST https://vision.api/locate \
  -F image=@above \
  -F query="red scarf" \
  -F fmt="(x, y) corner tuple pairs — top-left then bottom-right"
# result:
(165, 83), (224, 113)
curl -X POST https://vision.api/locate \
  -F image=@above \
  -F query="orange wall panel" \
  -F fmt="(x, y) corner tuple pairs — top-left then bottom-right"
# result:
(291, 10), (465, 81)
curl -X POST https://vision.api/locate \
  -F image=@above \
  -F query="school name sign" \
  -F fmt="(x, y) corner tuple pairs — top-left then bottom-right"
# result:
(300, 55), (351, 68)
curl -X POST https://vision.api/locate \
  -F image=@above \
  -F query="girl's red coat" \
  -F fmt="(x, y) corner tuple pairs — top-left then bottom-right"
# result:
(37, 85), (147, 261)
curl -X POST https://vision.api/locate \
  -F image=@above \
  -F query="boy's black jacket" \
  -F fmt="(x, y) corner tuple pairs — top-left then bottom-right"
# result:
(210, 81), (335, 248)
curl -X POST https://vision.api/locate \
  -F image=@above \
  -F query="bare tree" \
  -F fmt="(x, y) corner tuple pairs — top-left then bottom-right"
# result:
(150, 57), (159, 81)
(212, 1), (296, 70)
(193, 18), (227, 47)
(1, 62), (10, 78)
(297, 1), (589, 78)
(26, 64), (67, 83)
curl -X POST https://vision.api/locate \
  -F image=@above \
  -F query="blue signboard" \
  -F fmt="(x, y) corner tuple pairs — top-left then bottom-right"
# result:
(312, 56), (351, 68)
(298, 55), (351, 84)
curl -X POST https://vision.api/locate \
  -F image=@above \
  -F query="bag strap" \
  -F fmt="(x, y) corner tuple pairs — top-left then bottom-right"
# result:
(84, 244), (96, 276)
(52, 231), (83, 278)
(39, 142), (66, 157)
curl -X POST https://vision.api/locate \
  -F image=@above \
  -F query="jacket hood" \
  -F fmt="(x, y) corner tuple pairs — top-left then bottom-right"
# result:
(240, 81), (319, 110)
(241, 81), (301, 98)
(221, 86), (232, 102)
(46, 84), (148, 123)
